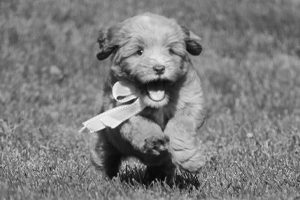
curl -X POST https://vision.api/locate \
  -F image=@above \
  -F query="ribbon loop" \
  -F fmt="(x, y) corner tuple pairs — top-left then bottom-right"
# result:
(112, 81), (139, 103)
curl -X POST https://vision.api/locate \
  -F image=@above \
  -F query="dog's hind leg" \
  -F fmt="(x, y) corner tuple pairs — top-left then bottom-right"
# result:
(103, 143), (122, 178)
(144, 162), (176, 185)
(91, 131), (122, 178)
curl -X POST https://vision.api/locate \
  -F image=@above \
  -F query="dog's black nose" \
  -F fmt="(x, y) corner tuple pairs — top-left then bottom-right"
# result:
(153, 65), (165, 74)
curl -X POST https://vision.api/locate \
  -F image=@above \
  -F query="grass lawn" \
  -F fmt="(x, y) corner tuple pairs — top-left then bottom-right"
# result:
(0, 0), (300, 199)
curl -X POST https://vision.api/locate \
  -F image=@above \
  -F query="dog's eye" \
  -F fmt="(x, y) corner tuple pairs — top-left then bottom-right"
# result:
(169, 48), (175, 55)
(136, 48), (143, 56)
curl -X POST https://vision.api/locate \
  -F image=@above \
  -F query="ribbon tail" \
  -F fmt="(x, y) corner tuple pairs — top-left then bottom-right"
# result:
(82, 118), (106, 133)
(82, 98), (145, 133)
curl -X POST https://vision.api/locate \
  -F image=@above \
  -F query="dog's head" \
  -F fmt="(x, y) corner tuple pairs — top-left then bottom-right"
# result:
(97, 13), (202, 108)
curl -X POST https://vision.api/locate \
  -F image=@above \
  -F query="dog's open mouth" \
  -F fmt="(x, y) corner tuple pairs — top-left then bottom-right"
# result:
(145, 80), (169, 102)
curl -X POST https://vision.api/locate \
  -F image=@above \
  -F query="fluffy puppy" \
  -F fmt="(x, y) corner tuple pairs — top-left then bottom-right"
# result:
(91, 13), (206, 183)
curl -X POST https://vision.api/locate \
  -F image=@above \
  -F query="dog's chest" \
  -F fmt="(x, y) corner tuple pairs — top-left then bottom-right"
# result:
(151, 109), (165, 128)
(142, 105), (175, 130)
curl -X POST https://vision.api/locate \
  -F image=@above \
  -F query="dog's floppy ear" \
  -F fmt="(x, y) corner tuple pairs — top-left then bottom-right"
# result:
(181, 26), (202, 56)
(97, 25), (120, 60)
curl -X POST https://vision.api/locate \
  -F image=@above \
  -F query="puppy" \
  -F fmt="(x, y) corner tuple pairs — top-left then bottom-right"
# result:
(91, 13), (206, 183)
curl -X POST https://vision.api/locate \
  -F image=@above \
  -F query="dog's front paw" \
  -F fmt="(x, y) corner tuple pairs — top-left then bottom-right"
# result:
(142, 135), (170, 155)
(119, 116), (169, 155)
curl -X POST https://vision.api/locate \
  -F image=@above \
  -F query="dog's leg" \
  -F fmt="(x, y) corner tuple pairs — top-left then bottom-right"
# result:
(164, 116), (207, 172)
(103, 144), (122, 178)
(90, 131), (122, 178)
(119, 115), (169, 155)
(144, 162), (176, 185)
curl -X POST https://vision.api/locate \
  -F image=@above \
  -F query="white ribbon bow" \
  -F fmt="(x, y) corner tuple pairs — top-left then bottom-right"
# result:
(80, 81), (146, 133)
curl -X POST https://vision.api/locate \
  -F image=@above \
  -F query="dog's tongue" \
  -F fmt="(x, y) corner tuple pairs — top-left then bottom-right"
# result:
(147, 83), (165, 102)
(148, 90), (165, 101)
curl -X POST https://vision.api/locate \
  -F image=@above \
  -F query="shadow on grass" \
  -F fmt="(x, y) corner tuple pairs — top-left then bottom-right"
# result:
(118, 165), (200, 190)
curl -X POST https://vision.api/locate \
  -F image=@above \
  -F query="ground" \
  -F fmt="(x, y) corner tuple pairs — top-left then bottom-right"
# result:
(0, 0), (300, 199)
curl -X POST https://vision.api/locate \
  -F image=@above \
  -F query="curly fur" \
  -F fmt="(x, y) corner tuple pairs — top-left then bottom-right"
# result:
(91, 13), (206, 183)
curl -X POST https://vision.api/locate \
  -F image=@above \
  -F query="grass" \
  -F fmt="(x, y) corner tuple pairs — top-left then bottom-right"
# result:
(0, 0), (300, 199)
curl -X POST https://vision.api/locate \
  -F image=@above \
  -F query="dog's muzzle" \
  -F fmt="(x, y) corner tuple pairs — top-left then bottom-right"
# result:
(138, 79), (172, 108)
